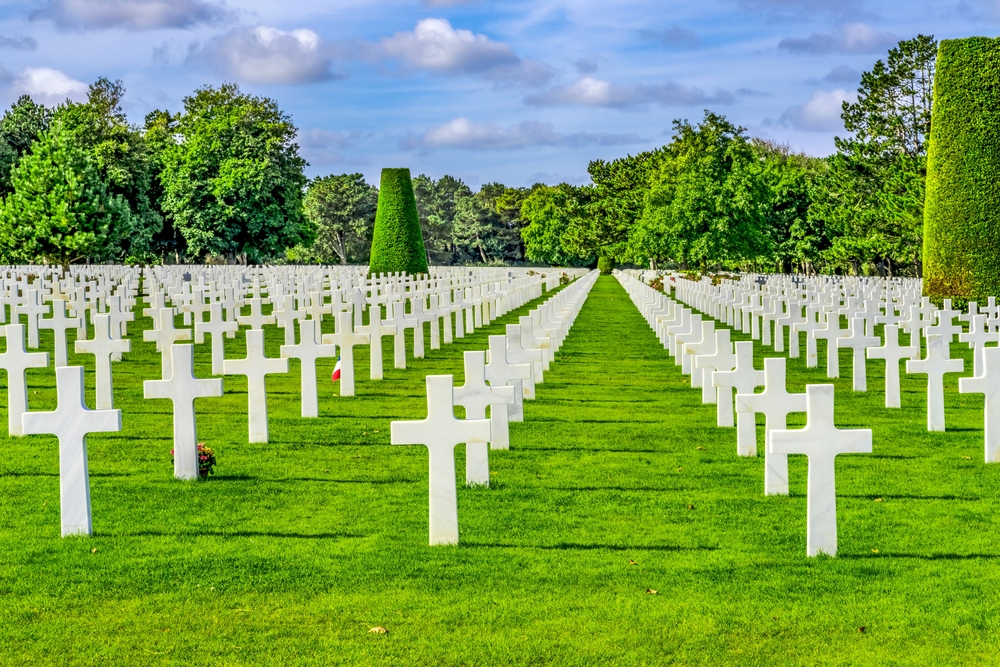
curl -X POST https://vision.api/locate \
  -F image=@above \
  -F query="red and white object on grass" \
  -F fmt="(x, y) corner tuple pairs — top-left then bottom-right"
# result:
(331, 358), (342, 382)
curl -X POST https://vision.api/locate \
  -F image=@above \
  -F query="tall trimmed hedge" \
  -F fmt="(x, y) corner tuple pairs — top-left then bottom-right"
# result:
(924, 37), (1000, 300)
(368, 168), (428, 275)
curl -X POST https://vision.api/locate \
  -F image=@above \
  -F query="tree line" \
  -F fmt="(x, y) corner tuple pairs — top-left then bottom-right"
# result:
(0, 34), (935, 275)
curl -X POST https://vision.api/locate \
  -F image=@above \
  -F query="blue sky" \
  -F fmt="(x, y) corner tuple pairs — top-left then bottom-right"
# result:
(0, 0), (994, 188)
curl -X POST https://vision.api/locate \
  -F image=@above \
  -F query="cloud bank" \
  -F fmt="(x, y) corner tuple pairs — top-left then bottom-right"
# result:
(191, 26), (338, 85)
(525, 76), (736, 109)
(401, 117), (643, 150)
(365, 18), (551, 85)
(32, 0), (232, 31)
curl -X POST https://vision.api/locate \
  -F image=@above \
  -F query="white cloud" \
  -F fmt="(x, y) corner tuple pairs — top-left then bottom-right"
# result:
(366, 18), (551, 85)
(32, 0), (232, 31)
(778, 23), (897, 55)
(10, 67), (89, 105)
(401, 117), (643, 151)
(779, 89), (856, 132)
(524, 76), (736, 109)
(191, 26), (338, 85)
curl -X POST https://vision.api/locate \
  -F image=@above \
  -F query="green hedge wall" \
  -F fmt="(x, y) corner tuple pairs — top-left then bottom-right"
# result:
(368, 168), (429, 276)
(597, 256), (615, 275)
(924, 37), (1000, 300)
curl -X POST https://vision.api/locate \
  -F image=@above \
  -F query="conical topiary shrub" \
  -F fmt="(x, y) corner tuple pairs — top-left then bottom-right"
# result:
(368, 168), (429, 275)
(924, 37), (1000, 302)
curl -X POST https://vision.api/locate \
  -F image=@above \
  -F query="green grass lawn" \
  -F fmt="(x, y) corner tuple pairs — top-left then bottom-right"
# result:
(2, 275), (999, 666)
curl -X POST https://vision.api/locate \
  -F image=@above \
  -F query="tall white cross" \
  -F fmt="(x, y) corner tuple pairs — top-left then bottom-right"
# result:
(272, 294), (303, 347)
(390, 374), (491, 545)
(504, 324), (543, 416)
(358, 303), (395, 381)
(74, 314), (130, 409)
(735, 357), (806, 495)
(712, 341), (764, 451)
(22, 365), (122, 536)
(836, 317), (879, 392)
(0, 323), (48, 435)
(695, 329), (735, 409)
(812, 314), (846, 379)
(906, 333), (964, 432)
(959, 314), (999, 378)
(223, 329), (289, 443)
(144, 344), (224, 479)
(770, 384), (871, 557)
(144, 308), (192, 378)
(18, 289), (49, 348)
(485, 334), (531, 448)
(959, 347), (1000, 462)
(196, 302), (238, 375)
(322, 311), (370, 397)
(237, 296), (276, 330)
(866, 324), (918, 408)
(39, 299), (82, 367)
(454, 351), (515, 485)
(281, 318), (337, 417)
(385, 301), (416, 370)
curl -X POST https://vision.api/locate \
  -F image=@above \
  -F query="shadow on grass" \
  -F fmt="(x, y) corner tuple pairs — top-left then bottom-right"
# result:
(840, 552), (1000, 560)
(526, 447), (659, 454)
(464, 541), (718, 552)
(114, 529), (362, 540)
(209, 474), (413, 485)
(840, 494), (979, 501)
(539, 485), (684, 493)
(1, 471), (129, 478)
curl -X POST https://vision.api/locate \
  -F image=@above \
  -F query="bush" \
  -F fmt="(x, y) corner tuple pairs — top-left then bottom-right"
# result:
(924, 37), (1000, 300)
(598, 257), (615, 275)
(368, 168), (429, 275)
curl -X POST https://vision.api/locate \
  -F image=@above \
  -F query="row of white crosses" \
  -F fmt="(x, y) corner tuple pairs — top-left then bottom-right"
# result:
(670, 272), (1000, 438)
(619, 271), (872, 557)
(0, 263), (584, 538)
(391, 270), (599, 545)
(137, 266), (577, 449)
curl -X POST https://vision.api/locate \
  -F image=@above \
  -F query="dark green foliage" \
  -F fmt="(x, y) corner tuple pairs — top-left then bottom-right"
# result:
(521, 183), (593, 266)
(597, 256), (614, 274)
(924, 37), (1000, 299)
(813, 35), (936, 276)
(369, 168), (428, 275)
(0, 95), (50, 198)
(56, 78), (161, 262)
(296, 173), (378, 265)
(0, 122), (129, 269)
(158, 83), (311, 264)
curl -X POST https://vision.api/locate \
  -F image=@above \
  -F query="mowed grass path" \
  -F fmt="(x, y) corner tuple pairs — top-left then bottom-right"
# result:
(2, 275), (1000, 665)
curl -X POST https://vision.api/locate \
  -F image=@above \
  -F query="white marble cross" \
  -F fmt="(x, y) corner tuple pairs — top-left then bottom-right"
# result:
(22, 365), (122, 536)
(906, 333), (964, 432)
(144, 308), (192, 379)
(385, 301), (416, 370)
(19, 289), (49, 348)
(322, 311), (370, 397)
(812, 314), (846, 379)
(272, 295), (302, 347)
(0, 323), (48, 435)
(74, 314), (131, 409)
(454, 351), (515, 485)
(223, 329), (289, 442)
(770, 384), (871, 557)
(237, 296), (276, 330)
(504, 324), (543, 416)
(695, 329), (735, 408)
(143, 344), (224, 480)
(735, 357), (807, 495)
(959, 314), (999, 378)
(39, 299), (82, 367)
(358, 303), (395, 381)
(866, 324), (918, 408)
(836, 317), (879, 392)
(390, 374), (492, 545)
(485, 334), (531, 447)
(281, 318), (337, 417)
(959, 347), (1000, 462)
(712, 341), (764, 453)
(196, 302), (238, 375)
(794, 306), (823, 368)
